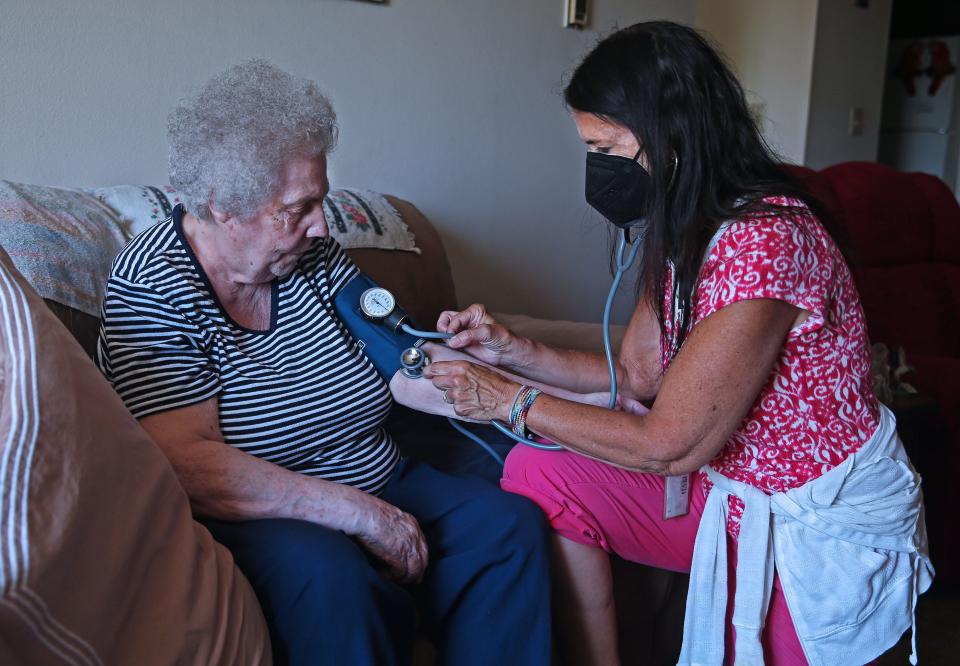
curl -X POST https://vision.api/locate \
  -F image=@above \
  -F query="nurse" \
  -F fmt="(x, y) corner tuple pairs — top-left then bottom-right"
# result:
(425, 20), (933, 666)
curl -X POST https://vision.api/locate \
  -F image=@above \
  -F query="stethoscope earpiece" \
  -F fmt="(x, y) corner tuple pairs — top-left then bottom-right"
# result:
(667, 152), (679, 191)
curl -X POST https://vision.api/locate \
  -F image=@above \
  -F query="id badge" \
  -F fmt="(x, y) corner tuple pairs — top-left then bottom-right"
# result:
(663, 474), (690, 519)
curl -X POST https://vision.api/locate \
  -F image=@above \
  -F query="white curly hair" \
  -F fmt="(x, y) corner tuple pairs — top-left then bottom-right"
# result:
(168, 59), (338, 221)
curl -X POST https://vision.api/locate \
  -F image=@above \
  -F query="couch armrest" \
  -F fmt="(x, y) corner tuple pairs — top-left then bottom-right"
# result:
(494, 313), (626, 354)
(346, 196), (457, 329)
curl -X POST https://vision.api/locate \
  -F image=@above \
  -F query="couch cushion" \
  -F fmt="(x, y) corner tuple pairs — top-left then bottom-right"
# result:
(821, 162), (936, 266)
(91, 186), (445, 325)
(43, 300), (101, 359)
(0, 248), (271, 664)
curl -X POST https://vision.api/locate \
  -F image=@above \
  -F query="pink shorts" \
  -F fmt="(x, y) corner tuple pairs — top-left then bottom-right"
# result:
(501, 445), (809, 666)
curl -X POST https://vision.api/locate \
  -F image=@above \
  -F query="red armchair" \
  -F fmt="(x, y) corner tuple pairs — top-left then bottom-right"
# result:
(790, 161), (960, 586)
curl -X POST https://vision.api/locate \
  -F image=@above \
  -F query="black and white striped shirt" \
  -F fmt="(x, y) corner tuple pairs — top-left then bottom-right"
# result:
(97, 206), (399, 494)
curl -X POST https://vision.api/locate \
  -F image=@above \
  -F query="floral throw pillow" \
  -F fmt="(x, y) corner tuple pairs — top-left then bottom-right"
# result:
(94, 185), (420, 253)
(91, 185), (184, 239)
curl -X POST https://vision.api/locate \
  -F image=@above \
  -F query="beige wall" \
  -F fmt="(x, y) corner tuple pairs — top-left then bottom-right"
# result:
(0, 0), (696, 323)
(694, 0), (819, 164)
(804, 0), (893, 169)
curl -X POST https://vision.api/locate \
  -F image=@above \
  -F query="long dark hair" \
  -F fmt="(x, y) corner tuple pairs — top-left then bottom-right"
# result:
(565, 21), (831, 358)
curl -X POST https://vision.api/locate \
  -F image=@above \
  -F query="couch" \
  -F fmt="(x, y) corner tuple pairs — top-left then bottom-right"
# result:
(788, 161), (960, 587)
(0, 180), (687, 664)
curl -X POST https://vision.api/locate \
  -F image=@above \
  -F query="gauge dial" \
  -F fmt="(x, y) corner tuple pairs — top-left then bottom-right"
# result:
(360, 287), (396, 320)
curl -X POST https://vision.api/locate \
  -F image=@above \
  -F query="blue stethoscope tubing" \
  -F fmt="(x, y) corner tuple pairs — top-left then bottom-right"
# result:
(404, 227), (642, 464)
(446, 418), (506, 466)
(603, 227), (643, 411)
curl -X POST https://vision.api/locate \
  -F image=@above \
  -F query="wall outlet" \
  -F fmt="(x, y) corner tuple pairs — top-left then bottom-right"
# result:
(564, 0), (589, 29)
(849, 107), (865, 136)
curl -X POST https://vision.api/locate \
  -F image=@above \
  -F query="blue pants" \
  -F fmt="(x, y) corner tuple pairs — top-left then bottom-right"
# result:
(202, 460), (551, 666)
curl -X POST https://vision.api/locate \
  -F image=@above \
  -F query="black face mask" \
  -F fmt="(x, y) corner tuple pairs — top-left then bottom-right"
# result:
(584, 149), (651, 229)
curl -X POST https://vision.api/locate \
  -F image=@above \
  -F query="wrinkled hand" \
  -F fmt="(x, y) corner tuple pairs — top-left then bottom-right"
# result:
(423, 360), (518, 421)
(436, 304), (522, 368)
(352, 494), (428, 584)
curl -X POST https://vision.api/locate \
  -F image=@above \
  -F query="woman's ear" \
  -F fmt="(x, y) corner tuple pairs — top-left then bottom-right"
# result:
(207, 194), (231, 225)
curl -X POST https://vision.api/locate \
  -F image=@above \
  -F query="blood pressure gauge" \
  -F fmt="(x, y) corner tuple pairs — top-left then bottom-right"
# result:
(359, 286), (409, 332)
(360, 287), (396, 320)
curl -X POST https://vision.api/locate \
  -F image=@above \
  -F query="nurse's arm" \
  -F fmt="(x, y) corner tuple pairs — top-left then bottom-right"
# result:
(441, 290), (662, 400)
(388, 343), (643, 420)
(521, 298), (799, 475)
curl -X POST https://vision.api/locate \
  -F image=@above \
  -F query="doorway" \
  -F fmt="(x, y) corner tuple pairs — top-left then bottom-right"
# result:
(879, 1), (960, 192)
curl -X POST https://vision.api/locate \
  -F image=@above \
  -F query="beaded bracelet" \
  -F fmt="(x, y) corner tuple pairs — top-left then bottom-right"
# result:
(509, 386), (542, 438)
(509, 385), (534, 433)
(515, 388), (542, 438)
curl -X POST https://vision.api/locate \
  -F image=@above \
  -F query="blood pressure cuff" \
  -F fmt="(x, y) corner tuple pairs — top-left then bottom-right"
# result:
(333, 272), (424, 380)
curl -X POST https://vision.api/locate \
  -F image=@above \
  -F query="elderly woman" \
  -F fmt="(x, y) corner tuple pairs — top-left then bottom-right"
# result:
(96, 60), (552, 666)
(424, 22), (933, 666)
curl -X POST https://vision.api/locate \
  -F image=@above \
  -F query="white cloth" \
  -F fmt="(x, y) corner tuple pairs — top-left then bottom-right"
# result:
(678, 405), (934, 665)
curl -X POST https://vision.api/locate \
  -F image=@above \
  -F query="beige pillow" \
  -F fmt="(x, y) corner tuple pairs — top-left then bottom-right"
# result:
(0, 248), (271, 664)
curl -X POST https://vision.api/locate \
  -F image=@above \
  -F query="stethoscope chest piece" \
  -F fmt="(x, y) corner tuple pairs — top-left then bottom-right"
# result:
(400, 345), (429, 378)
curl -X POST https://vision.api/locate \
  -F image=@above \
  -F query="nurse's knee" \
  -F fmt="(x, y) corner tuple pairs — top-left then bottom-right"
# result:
(503, 445), (579, 496)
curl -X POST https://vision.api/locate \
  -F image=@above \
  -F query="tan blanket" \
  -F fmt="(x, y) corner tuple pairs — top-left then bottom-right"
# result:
(0, 247), (270, 665)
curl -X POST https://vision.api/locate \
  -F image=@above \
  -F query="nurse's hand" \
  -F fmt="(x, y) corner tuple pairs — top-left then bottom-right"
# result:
(436, 304), (526, 368)
(423, 359), (518, 422)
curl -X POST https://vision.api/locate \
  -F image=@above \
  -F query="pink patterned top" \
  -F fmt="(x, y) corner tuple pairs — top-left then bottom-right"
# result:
(660, 197), (881, 536)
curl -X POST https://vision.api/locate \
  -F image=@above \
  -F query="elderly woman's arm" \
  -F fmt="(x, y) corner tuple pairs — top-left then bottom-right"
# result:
(139, 397), (428, 583)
